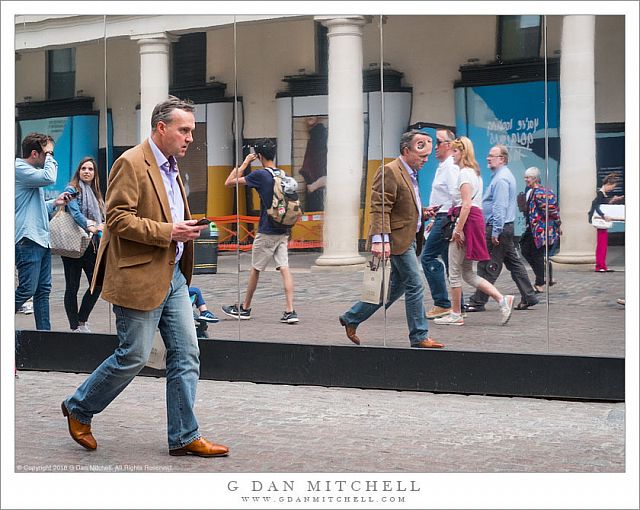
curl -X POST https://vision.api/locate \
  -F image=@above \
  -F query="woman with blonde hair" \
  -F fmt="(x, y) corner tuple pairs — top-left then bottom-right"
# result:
(434, 137), (514, 326)
(61, 157), (105, 332)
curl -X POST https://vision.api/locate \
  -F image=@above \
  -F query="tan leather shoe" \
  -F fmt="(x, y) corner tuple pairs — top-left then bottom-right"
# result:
(414, 338), (444, 349)
(339, 317), (360, 345)
(169, 437), (229, 457)
(61, 402), (97, 450)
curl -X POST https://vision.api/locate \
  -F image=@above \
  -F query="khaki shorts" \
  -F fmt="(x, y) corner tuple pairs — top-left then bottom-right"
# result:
(251, 232), (289, 271)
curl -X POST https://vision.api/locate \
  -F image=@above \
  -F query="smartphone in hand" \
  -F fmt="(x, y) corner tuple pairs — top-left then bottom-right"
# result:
(195, 218), (211, 226)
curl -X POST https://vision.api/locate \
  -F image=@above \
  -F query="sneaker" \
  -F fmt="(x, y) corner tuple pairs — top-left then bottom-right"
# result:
(198, 310), (220, 323)
(500, 295), (515, 325)
(221, 304), (251, 320)
(18, 303), (33, 315)
(434, 313), (464, 326)
(426, 306), (452, 319)
(281, 310), (299, 324)
(76, 324), (91, 333)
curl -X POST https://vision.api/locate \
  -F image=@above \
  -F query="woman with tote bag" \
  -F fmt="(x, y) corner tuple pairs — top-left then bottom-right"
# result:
(61, 157), (105, 332)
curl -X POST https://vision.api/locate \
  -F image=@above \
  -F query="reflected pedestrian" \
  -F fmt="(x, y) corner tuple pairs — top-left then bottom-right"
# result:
(339, 130), (443, 348)
(518, 166), (561, 293)
(434, 137), (514, 326)
(61, 157), (105, 332)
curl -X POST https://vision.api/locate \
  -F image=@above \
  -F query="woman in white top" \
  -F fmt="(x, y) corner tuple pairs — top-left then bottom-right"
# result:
(434, 137), (514, 326)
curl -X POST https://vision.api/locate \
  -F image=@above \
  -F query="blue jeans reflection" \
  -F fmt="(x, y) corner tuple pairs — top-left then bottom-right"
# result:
(341, 241), (429, 346)
(15, 238), (52, 330)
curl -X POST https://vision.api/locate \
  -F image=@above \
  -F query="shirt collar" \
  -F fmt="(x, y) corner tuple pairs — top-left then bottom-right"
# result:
(148, 137), (177, 174)
(399, 156), (417, 178)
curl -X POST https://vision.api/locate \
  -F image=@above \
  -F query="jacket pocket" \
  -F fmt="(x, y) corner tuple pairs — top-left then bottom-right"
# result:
(118, 252), (153, 268)
(390, 219), (412, 230)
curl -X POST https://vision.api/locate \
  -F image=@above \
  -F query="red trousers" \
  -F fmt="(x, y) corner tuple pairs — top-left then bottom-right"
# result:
(595, 228), (609, 271)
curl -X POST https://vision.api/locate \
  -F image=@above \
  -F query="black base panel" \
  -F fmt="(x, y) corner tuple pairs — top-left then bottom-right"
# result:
(15, 330), (624, 401)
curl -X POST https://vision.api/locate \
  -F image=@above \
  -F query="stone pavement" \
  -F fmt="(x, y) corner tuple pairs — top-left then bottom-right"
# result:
(15, 246), (627, 357)
(13, 371), (626, 474)
(10, 369), (632, 509)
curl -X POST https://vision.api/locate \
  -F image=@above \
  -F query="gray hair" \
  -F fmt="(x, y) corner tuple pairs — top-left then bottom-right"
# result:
(436, 128), (455, 142)
(494, 144), (509, 164)
(524, 167), (541, 181)
(399, 129), (431, 154)
(151, 96), (195, 131)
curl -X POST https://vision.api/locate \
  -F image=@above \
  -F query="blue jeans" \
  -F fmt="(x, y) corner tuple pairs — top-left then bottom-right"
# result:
(64, 265), (202, 449)
(15, 238), (52, 330)
(420, 215), (451, 309)
(341, 241), (429, 346)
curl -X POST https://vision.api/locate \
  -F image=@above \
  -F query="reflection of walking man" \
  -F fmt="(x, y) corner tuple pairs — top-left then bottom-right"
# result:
(339, 130), (443, 349)
(62, 96), (229, 458)
(465, 145), (538, 312)
(421, 129), (459, 319)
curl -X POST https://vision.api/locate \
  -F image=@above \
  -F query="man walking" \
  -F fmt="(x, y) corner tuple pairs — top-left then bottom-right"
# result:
(421, 128), (459, 319)
(62, 96), (229, 458)
(15, 133), (70, 330)
(222, 139), (298, 324)
(465, 145), (538, 312)
(339, 130), (443, 349)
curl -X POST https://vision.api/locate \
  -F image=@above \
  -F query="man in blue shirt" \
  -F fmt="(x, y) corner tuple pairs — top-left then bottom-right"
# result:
(222, 139), (298, 324)
(465, 144), (538, 312)
(15, 132), (70, 330)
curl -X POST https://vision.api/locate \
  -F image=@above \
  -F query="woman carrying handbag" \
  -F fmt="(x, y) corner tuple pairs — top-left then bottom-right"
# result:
(62, 157), (105, 332)
(588, 172), (624, 273)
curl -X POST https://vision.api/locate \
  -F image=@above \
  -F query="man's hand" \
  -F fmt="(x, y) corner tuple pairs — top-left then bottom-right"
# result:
(491, 235), (500, 246)
(422, 205), (441, 221)
(372, 241), (391, 259)
(243, 153), (258, 167)
(41, 141), (54, 155)
(171, 220), (208, 242)
(53, 192), (72, 206)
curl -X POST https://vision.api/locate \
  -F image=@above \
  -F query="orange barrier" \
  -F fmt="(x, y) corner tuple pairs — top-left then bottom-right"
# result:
(210, 213), (324, 251)
(210, 215), (257, 252)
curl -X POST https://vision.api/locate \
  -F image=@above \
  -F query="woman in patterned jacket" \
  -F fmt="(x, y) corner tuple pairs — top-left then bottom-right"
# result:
(518, 167), (561, 293)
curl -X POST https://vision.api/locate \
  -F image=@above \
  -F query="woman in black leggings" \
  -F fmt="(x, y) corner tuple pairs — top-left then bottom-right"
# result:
(61, 157), (105, 332)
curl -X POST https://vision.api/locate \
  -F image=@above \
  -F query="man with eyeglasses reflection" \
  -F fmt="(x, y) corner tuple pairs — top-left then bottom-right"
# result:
(421, 129), (460, 320)
(464, 144), (538, 313)
(339, 130), (444, 349)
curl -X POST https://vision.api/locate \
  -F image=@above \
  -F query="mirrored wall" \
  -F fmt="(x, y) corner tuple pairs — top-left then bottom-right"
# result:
(14, 13), (625, 358)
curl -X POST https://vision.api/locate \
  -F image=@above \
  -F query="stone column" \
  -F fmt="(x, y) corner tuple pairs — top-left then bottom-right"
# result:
(131, 33), (177, 143)
(314, 16), (367, 269)
(552, 15), (597, 264)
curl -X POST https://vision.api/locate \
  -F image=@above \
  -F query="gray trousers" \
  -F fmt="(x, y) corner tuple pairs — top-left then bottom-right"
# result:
(468, 223), (537, 306)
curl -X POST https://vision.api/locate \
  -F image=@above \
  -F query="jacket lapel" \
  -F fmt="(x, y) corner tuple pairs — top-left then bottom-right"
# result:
(142, 140), (173, 223)
(395, 157), (418, 210)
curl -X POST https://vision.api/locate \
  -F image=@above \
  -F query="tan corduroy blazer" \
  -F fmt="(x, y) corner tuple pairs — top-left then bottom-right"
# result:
(367, 157), (421, 256)
(91, 140), (194, 311)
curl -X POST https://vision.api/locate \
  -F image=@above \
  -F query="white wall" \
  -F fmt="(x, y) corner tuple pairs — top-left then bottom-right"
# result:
(106, 38), (140, 146)
(594, 15), (625, 123)
(207, 19), (316, 139)
(15, 51), (45, 102)
(15, 15), (626, 147)
(366, 15), (497, 126)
